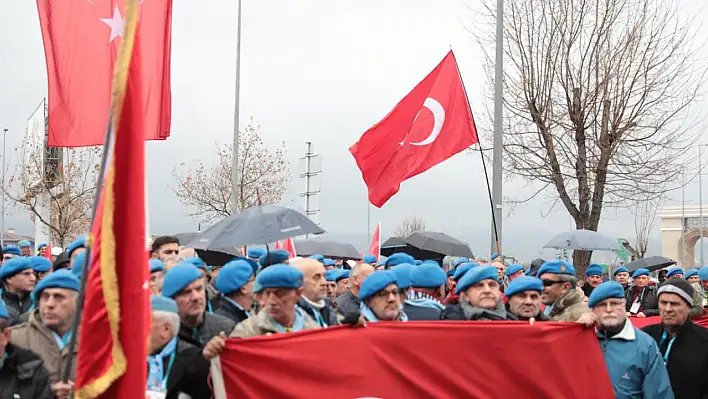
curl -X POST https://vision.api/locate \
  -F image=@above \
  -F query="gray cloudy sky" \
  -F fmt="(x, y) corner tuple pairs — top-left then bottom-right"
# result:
(1, 0), (707, 262)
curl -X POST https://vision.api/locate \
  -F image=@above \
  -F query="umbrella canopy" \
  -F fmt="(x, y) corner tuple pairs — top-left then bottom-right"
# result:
(543, 229), (620, 251)
(625, 256), (677, 273)
(292, 239), (361, 260)
(380, 236), (441, 260)
(173, 232), (199, 246)
(187, 204), (324, 250)
(402, 231), (475, 258)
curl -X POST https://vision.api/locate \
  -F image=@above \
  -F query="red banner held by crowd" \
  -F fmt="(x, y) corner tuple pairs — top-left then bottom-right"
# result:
(214, 322), (614, 399)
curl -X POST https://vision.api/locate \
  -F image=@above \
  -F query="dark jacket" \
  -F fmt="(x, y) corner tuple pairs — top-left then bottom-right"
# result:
(403, 290), (444, 321)
(1, 287), (33, 325)
(178, 312), (235, 348)
(403, 303), (441, 320)
(297, 297), (339, 327)
(643, 320), (708, 399)
(440, 302), (465, 320)
(582, 283), (595, 298)
(149, 339), (212, 399)
(334, 290), (361, 316)
(441, 300), (512, 321)
(0, 343), (51, 399)
(215, 297), (251, 325)
(625, 285), (659, 317)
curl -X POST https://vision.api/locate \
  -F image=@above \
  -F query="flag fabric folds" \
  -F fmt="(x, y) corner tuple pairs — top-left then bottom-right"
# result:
(36, 0), (173, 147)
(350, 50), (479, 207)
(213, 322), (614, 398)
(369, 222), (381, 260)
(283, 238), (297, 258)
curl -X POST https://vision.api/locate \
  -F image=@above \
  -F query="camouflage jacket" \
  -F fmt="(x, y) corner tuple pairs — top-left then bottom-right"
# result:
(548, 289), (591, 322)
(229, 307), (321, 338)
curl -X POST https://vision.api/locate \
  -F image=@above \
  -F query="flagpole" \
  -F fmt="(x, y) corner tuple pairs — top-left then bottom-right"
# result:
(491, 0), (504, 256)
(230, 0), (242, 216)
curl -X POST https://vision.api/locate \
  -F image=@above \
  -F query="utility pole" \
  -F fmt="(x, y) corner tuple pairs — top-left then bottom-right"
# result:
(230, 0), (243, 216)
(300, 142), (321, 238)
(491, 0), (504, 255)
(1, 128), (6, 247)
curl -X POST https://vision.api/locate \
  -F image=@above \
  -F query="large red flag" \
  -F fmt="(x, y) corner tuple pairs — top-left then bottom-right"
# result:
(369, 222), (381, 260)
(350, 51), (479, 207)
(36, 0), (173, 147)
(213, 322), (614, 398)
(74, 1), (150, 397)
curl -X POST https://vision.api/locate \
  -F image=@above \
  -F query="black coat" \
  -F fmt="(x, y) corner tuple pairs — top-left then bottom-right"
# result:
(297, 298), (339, 326)
(215, 297), (251, 325)
(625, 285), (659, 317)
(440, 303), (465, 320)
(1, 287), (33, 325)
(642, 321), (708, 399)
(0, 343), (51, 399)
(150, 339), (212, 399)
(178, 312), (236, 348)
(403, 303), (442, 321)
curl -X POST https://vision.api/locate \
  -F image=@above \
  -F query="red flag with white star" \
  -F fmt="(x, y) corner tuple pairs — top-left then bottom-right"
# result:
(36, 0), (173, 147)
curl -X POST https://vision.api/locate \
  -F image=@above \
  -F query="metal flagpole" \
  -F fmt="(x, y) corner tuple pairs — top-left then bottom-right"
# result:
(491, 0), (504, 255)
(682, 166), (685, 267)
(700, 146), (704, 267)
(230, 0), (243, 215)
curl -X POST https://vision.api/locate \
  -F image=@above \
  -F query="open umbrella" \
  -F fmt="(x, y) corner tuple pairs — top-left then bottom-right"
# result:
(402, 231), (475, 258)
(380, 236), (442, 260)
(543, 229), (620, 251)
(187, 204), (324, 250)
(292, 239), (361, 259)
(625, 256), (677, 273)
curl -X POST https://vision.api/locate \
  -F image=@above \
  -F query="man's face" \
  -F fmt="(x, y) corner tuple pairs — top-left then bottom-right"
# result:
(634, 275), (649, 288)
(615, 272), (630, 285)
(2, 253), (16, 263)
(508, 290), (541, 318)
(587, 275), (602, 287)
(508, 271), (524, 282)
(326, 281), (337, 299)
(36, 271), (50, 282)
(39, 288), (77, 332)
(38, 246), (47, 256)
(366, 283), (400, 321)
(539, 273), (569, 305)
(492, 263), (506, 280)
(658, 271), (667, 282)
(593, 298), (626, 329)
(262, 288), (301, 324)
(301, 261), (327, 302)
(155, 243), (179, 261)
(20, 247), (31, 256)
(174, 279), (206, 320)
(702, 280), (708, 290)
(336, 278), (349, 297)
(687, 275), (699, 284)
(351, 264), (375, 291)
(150, 271), (165, 295)
(149, 313), (174, 353)
(211, 267), (222, 281)
(7, 269), (37, 293)
(463, 279), (501, 310)
(658, 293), (690, 328)
(446, 276), (455, 291)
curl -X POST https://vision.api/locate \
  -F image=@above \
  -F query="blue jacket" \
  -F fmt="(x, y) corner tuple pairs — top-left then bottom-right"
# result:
(597, 320), (673, 399)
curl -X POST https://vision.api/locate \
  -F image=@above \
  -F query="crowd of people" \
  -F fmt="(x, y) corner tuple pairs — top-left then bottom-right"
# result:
(0, 235), (707, 398)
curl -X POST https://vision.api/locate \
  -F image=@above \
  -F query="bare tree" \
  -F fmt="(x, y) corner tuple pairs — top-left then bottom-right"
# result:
(471, 0), (704, 271)
(394, 216), (427, 237)
(173, 121), (290, 224)
(633, 196), (661, 258)
(4, 147), (100, 247)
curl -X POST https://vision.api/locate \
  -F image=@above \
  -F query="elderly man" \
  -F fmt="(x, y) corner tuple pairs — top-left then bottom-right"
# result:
(335, 270), (350, 297)
(335, 261), (374, 315)
(696, 267), (708, 307)
(147, 296), (211, 398)
(17, 240), (32, 257)
(292, 258), (340, 327)
(11, 269), (79, 398)
(214, 259), (256, 325)
(504, 264), (525, 283)
(685, 269), (699, 284)
(0, 257), (36, 323)
(151, 235), (180, 261)
(441, 265), (515, 320)
(625, 268), (658, 318)
(504, 276), (548, 321)
(588, 282), (672, 399)
(642, 279), (708, 399)
(404, 264), (446, 320)
(613, 266), (631, 291)
(0, 301), (51, 397)
(582, 264), (603, 297)
(182, 257), (220, 313)
(161, 263), (235, 348)
(29, 256), (52, 282)
(150, 259), (165, 295)
(665, 268), (684, 280)
(359, 270), (407, 322)
(538, 260), (593, 323)
(325, 270), (337, 301)
(2, 246), (21, 263)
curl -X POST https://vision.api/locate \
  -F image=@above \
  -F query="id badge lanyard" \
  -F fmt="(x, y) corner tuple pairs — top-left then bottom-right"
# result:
(659, 331), (677, 365)
(159, 351), (177, 392)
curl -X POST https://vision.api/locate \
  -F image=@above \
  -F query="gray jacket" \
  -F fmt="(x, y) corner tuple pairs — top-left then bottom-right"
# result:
(178, 312), (235, 348)
(334, 290), (361, 316)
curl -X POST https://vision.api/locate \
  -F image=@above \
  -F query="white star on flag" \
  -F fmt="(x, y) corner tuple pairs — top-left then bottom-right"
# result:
(100, 6), (125, 42)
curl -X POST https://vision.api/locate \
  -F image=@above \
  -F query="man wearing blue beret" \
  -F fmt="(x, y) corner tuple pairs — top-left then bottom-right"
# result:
(308, 254), (325, 264)
(581, 264), (604, 298)
(36, 242), (48, 257)
(293, 258), (341, 327)
(182, 256), (222, 313)
(149, 259), (166, 295)
(259, 249), (291, 268)
(11, 269), (80, 395)
(17, 240), (32, 257)
(2, 246), (21, 263)
(613, 266), (631, 292)
(324, 269), (337, 301)
(625, 268), (658, 318)
(214, 260), (256, 325)
(441, 262), (478, 307)
(404, 264), (446, 320)
(537, 260), (593, 324)
(685, 269), (699, 284)
(359, 270), (407, 322)
(441, 265), (513, 321)
(161, 263), (235, 349)
(363, 254), (377, 265)
(335, 261), (375, 316)
(29, 256), (52, 282)
(384, 253), (415, 269)
(323, 258), (336, 271)
(666, 267), (684, 280)
(147, 296), (211, 398)
(246, 247), (266, 261)
(66, 237), (86, 265)
(505, 264), (525, 282)
(0, 301), (51, 397)
(334, 269), (351, 298)
(504, 276), (549, 321)
(588, 282), (672, 398)
(0, 257), (36, 323)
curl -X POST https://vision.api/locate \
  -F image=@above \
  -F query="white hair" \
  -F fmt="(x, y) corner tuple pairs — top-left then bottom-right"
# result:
(153, 310), (180, 338)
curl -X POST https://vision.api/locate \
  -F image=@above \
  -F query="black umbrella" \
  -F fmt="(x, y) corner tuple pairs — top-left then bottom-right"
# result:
(292, 239), (361, 259)
(380, 236), (446, 260)
(187, 204), (324, 250)
(625, 256), (677, 273)
(173, 232), (199, 246)
(402, 231), (474, 258)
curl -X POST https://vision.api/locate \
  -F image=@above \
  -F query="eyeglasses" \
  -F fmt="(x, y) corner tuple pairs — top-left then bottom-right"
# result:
(541, 279), (564, 287)
(374, 289), (400, 299)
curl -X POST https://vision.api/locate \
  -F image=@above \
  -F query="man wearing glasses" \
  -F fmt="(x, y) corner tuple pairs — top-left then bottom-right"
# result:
(0, 257), (36, 324)
(538, 260), (594, 324)
(358, 270), (407, 322)
(2, 246), (21, 263)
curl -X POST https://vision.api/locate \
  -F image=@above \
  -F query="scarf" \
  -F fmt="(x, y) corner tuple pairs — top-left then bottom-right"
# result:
(51, 330), (72, 351)
(360, 302), (408, 322)
(405, 289), (444, 311)
(300, 295), (326, 310)
(299, 297), (328, 327)
(272, 307), (306, 333)
(147, 337), (177, 392)
(460, 298), (508, 321)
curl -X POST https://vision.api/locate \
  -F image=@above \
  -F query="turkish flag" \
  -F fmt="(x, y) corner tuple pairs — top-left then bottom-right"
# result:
(274, 240), (283, 250)
(214, 322), (614, 398)
(36, 0), (173, 147)
(282, 238), (297, 258)
(350, 51), (479, 207)
(369, 222), (381, 260)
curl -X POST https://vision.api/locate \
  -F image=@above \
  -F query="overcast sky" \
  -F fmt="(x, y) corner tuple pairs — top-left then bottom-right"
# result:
(1, 0), (707, 262)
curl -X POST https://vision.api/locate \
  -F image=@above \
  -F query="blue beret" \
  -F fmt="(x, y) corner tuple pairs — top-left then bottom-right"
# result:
(410, 264), (446, 288)
(390, 263), (413, 289)
(666, 267), (683, 278)
(421, 260), (440, 266)
(2, 246), (20, 256)
(37, 243), (47, 250)
(71, 251), (88, 278)
(335, 269), (351, 282)
(359, 270), (398, 301)
(32, 269), (80, 301)
(684, 269), (699, 279)
(256, 264), (303, 289)
(453, 258), (469, 268)
(453, 263), (476, 282)
(699, 267), (708, 281)
(491, 252), (503, 259)
(632, 268), (649, 278)
(414, 260), (423, 265)
(363, 254), (377, 264)
(585, 264), (603, 277)
(613, 266), (629, 276)
(247, 248), (266, 259)
(323, 258), (336, 267)
(234, 256), (259, 275)
(325, 270), (337, 282)
(505, 264), (524, 277)
(446, 269), (455, 277)
(215, 259), (255, 294)
(162, 263), (202, 298)
(505, 276), (543, 297)
(385, 253), (415, 267)
(253, 280), (263, 293)
(151, 295), (178, 313)
(456, 265), (498, 294)
(183, 257), (207, 270)
(588, 281), (626, 308)
(149, 259), (165, 273)
(0, 301), (7, 320)
(0, 257), (32, 279)
(29, 256), (52, 273)
(67, 237), (86, 257)
(18, 240), (31, 248)
(260, 250), (291, 267)
(308, 254), (325, 264)
(538, 260), (575, 276)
